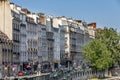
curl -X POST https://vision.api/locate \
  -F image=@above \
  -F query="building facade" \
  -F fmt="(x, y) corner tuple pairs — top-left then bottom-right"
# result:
(56, 17), (90, 68)
(87, 22), (96, 39)
(0, 31), (13, 76)
(0, 0), (93, 74)
(19, 8), (27, 70)
(0, 0), (12, 40)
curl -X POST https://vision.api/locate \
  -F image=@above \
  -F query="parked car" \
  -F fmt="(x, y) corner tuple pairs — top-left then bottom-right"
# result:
(17, 71), (24, 76)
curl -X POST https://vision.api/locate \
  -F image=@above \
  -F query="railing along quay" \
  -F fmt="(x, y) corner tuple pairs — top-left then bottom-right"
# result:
(4, 68), (106, 80)
(49, 68), (105, 80)
(5, 72), (50, 80)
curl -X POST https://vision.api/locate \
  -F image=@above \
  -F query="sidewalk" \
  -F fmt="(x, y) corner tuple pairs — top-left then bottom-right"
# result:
(89, 76), (120, 80)
(103, 76), (120, 80)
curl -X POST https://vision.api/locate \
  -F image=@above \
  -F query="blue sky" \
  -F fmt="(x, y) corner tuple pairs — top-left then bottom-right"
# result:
(10, 0), (120, 31)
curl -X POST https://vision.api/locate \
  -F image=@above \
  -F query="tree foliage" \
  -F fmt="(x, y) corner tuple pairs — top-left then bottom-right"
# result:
(83, 39), (113, 70)
(96, 28), (120, 65)
(83, 27), (120, 70)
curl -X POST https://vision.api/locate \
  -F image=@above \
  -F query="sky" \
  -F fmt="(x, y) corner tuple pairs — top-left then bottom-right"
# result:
(10, 0), (120, 32)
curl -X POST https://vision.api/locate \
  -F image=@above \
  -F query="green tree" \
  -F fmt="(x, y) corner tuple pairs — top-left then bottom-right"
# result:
(96, 28), (120, 66)
(83, 39), (113, 70)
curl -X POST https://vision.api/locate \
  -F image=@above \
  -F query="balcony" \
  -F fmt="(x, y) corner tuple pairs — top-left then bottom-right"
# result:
(13, 52), (20, 55)
(70, 51), (77, 54)
(47, 38), (54, 42)
(13, 28), (20, 32)
(20, 23), (26, 27)
(41, 28), (46, 31)
(13, 40), (20, 43)
(13, 17), (21, 22)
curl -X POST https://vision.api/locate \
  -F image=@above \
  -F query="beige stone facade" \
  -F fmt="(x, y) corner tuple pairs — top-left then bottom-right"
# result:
(0, 0), (12, 40)
(38, 13), (46, 26)
(87, 23), (96, 39)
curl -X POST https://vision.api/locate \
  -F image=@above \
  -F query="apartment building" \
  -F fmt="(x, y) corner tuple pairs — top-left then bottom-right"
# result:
(0, 0), (92, 73)
(0, 0), (12, 40)
(10, 3), (21, 73)
(87, 22), (96, 39)
(41, 27), (47, 62)
(26, 14), (38, 71)
(20, 12), (27, 71)
(0, 0), (22, 75)
(59, 26), (66, 64)
(75, 21), (89, 67)
(46, 32), (54, 69)
(58, 17), (70, 58)
(0, 31), (13, 76)
(37, 24), (48, 62)
(38, 14), (48, 62)
(50, 18), (60, 69)
(10, 3), (28, 70)
(52, 18), (66, 67)
(56, 17), (90, 67)
(53, 28), (60, 69)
